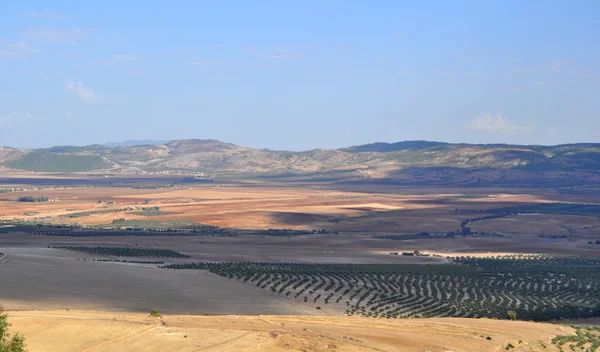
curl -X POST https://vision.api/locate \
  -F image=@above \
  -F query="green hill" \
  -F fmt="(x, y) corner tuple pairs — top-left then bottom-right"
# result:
(3, 151), (112, 172)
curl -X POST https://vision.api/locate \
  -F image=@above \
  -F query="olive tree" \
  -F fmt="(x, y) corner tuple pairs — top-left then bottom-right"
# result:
(0, 305), (26, 352)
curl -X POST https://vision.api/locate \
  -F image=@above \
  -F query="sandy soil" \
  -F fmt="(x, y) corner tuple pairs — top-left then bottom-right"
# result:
(7, 310), (573, 352)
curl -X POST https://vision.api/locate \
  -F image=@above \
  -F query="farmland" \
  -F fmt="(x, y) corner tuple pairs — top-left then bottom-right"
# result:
(163, 256), (600, 321)
(53, 246), (190, 258)
(0, 172), (599, 351)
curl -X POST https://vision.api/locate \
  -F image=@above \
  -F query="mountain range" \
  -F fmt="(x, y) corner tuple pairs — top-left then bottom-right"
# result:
(1, 139), (599, 188)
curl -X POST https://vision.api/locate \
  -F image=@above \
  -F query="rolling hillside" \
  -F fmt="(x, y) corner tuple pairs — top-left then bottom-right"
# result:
(1, 140), (599, 188)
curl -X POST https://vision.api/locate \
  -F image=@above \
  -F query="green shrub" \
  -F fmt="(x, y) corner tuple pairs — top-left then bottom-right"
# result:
(0, 305), (27, 352)
(150, 309), (162, 318)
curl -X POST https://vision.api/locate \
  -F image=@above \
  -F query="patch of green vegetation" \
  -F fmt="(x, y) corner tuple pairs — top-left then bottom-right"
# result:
(0, 220), (226, 236)
(130, 209), (181, 217)
(43, 145), (108, 153)
(552, 326), (600, 352)
(106, 218), (214, 230)
(0, 305), (26, 352)
(163, 256), (600, 321)
(17, 196), (48, 202)
(349, 263), (478, 274)
(60, 208), (131, 218)
(253, 228), (337, 236)
(343, 141), (447, 153)
(3, 151), (111, 172)
(150, 309), (162, 318)
(54, 246), (190, 258)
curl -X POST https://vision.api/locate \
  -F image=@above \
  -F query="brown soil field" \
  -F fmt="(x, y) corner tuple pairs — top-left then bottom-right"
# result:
(0, 183), (574, 231)
(7, 310), (574, 352)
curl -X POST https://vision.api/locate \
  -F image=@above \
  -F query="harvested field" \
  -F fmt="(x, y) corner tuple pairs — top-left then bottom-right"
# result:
(7, 310), (575, 352)
(0, 247), (311, 315)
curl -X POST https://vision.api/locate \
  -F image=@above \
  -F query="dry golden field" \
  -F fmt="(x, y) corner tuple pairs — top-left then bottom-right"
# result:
(7, 310), (574, 352)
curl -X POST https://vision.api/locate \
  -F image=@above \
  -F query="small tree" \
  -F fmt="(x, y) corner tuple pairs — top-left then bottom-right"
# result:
(150, 309), (162, 318)
(506, 310), (517, 321)
(0, 305), (27, 352)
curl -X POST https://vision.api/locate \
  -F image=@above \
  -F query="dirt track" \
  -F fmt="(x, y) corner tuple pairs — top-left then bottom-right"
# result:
(8, 310), (573, 352)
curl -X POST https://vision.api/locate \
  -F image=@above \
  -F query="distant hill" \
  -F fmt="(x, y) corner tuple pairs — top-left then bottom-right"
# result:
(104, 140), (170, 147)
(3, 150), (111, 172)
(342, 140), (448, 153)
(1, 139), (599, 188)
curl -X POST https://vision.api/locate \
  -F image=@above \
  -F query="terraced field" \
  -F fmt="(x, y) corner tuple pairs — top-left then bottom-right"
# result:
(163, 256), (600, 321)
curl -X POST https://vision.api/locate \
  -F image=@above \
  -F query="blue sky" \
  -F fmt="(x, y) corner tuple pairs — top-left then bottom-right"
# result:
(1, 1), (598, 150)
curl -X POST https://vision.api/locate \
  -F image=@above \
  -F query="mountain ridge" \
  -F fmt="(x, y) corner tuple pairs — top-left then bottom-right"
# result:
(1, 139), (599, 188)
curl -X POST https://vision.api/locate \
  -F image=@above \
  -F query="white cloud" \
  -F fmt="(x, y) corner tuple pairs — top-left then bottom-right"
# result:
(0, 111), (32, 128)
(65, 111), (76, 120)
(396, 32), (404, 39)
(25, 12), (68, 20)
(65, 81), (103, 105)
(113, 53), (142, 61)
(469, 113), (535, 134)
(23, 27), (87, 44)
(0, 42), (36, 59)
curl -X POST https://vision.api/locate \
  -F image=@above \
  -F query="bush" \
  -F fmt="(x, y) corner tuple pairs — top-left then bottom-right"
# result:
(150, 309), (162, 318)
(17, 196), (48, 203)
(0, 305), (27, 352)
(506, 310), (518, 321)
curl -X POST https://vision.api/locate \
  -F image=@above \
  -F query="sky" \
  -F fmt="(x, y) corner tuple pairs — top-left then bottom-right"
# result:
(0, 1), (599, 150)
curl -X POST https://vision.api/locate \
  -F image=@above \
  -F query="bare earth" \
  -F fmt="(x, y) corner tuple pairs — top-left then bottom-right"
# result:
(8, 310), (573, 352)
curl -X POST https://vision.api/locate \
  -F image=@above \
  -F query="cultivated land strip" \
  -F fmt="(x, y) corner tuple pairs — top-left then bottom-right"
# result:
(163, 257), (600, 321)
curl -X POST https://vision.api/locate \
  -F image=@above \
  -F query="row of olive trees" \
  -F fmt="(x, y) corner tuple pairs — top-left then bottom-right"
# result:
(0, 305), (26, 352)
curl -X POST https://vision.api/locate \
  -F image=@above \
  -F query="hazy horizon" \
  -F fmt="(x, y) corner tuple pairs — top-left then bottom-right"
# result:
(1, 1), (598, 149)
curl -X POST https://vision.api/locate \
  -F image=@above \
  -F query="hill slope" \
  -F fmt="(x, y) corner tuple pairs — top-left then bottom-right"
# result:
(9, 310), (574, 352)
(1, 140), (599, 187)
